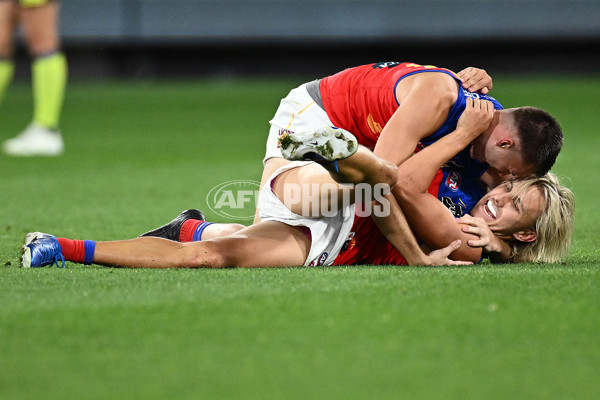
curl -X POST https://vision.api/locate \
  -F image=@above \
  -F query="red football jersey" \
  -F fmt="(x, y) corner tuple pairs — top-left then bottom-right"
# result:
(320, 62), (459, 149)
(332, 203), (408, 267)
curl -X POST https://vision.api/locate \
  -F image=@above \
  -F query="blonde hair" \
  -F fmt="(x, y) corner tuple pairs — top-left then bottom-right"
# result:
(508, 173), (574, 263)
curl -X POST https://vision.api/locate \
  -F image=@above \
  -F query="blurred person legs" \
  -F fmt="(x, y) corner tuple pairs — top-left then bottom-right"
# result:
(0, 1), (16, 103)
(1, 0), (66, 156)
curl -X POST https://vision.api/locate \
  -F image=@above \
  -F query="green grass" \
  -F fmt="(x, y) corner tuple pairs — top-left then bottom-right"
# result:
(1, 75), (599, 399)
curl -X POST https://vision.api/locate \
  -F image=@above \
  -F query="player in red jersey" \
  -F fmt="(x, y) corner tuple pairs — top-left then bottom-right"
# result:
(263, 62), (561, 188)
(20, 99), (573, 268)
(260, 62), (563, 265)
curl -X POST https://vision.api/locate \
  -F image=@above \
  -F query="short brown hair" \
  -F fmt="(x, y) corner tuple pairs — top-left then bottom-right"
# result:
(511, 107), (563, 176)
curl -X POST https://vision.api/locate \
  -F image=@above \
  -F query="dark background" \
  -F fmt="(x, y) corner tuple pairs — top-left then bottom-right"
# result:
(11, 0), (600, 79)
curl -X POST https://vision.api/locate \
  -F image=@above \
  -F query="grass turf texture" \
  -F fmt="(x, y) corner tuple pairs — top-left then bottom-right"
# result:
(1, 76), (599, 399)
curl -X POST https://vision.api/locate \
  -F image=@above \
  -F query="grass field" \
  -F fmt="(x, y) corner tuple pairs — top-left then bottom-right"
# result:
(1, 75), (599, 399)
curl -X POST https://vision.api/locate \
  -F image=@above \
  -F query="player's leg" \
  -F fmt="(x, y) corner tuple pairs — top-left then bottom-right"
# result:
(255, 81), (333, 223)
(0, 0), (17, 104)
(201, 223), (246, 240)
(3, 0), (65, 156)
(22, 0), (66, 131)
(20, 0), (60, 55)
(274, 130), (397, 217)
(139, 209), (246, 242)
(22, 221), (311, 269)
(254, 152), (290, 224)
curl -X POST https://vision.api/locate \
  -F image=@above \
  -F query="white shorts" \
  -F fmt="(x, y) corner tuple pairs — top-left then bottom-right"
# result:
(263, 83), (334, 164)
(258, 161), (356, 267)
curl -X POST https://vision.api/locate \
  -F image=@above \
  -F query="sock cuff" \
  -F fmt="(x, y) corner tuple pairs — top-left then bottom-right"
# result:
(192, 222), (214, 242)
(83, 240), (95, 265)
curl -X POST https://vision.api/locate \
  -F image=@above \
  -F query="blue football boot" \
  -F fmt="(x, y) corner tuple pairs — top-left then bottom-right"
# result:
(21, 232), (65, 268)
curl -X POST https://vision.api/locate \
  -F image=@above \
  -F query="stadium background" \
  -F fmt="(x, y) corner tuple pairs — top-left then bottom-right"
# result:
(10, 0), (600, 79)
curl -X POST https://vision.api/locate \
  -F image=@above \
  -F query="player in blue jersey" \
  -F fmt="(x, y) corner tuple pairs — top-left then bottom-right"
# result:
(20, 99), (574, 268)
(0, 0), (66, 156)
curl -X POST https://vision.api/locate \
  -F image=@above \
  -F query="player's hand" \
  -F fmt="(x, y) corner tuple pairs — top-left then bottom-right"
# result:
(457, 215), (504, 253)
(424, 240), (472, 266)
(456, 98), (494, 140)
(457, 67), (493, 94)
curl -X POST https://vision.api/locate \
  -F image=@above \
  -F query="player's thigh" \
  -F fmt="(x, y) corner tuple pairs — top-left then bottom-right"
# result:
(0, 1), (17, 55)
(273, 163), (354, 217)
(254, 157), (290, 224)
(19, 0), (59, 55)
(203, 221), (311, 267)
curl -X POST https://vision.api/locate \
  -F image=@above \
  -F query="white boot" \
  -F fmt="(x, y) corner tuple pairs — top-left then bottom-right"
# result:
(2, 123), (64, 156)
(278, 126), (357, 161)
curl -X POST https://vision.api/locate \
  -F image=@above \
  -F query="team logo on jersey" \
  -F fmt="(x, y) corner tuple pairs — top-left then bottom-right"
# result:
(441, 196), (464, 217)
(367, 114), (383, 136)
(445, 171), (461, 191)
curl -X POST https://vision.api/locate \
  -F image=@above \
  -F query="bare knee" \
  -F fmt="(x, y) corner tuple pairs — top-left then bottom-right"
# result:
(364, 158), (397, 188)
(20, 5), (60, 55)
(23, 30), (59, 56)
(202, 223), (246, 240)
(184, 242), (230, 268)
(379, 159), (398, 188)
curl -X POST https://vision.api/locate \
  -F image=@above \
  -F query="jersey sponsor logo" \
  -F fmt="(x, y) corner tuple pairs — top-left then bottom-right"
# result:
(308, 252), (329, 267)
(319, 252), (329, 265)
(441, 196), (464, 218)
(445, 171), (461, 191)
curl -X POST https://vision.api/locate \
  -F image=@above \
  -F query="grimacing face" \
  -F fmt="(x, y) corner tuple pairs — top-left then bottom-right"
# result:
(470, 180), (545, 242)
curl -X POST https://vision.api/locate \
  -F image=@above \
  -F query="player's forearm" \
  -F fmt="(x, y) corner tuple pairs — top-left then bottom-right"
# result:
(397, 127), (474, 193)
(395, 187), (484, 264)
(372, 194), (429, 265)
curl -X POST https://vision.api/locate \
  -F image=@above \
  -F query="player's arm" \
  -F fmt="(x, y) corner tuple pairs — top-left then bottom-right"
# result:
(371, 193), (470, 266)
(394, 98), (495, 263)
(370, 73), (463, 264)
(373, 72), (458, 166)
